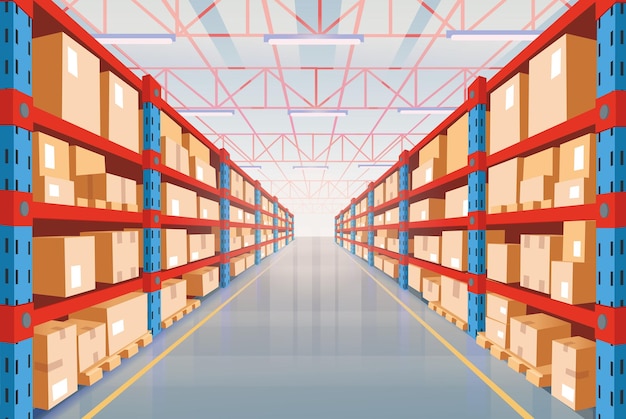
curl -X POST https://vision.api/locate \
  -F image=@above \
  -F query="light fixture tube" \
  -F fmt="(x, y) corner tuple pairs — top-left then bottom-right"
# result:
(264, 34), (364, 45)
(92, 33), (176, 45)
(446, 30), (542, 41)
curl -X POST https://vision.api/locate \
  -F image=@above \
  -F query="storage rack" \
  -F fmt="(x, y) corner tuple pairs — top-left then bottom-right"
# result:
(335, 0), (624, 417)
(0, 0), (293, 417)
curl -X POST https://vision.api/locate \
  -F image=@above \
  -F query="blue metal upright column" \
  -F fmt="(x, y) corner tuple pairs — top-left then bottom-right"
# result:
(399, 152), (410, 289)
(219, 150), (231, 288)
(367, 183), (375, 266)
(254, 182), (262, 265)
(350, 200), (356, 254)
(273, 199), (279, 253)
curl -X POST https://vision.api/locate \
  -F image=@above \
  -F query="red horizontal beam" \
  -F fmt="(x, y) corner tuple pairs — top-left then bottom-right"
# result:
(408, 217), (469, 230)
(160, 215), (220, 228)
(487, 204), (597, 226)
(32, 203), (143, 224)
(161, 255), (221, 280)
(229, 196), (256, 213)
(409, 166), (471, 201)
(407, 257), (469, 283)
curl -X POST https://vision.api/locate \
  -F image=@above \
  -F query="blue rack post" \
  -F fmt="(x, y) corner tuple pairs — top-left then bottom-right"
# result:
(350, 200), (356, 254)
(398, 152), (410, 290)
(339, 213), (344, 249)
(219, 150), (231, 287)
(0, 2), (34, 418)
(367, 183), (375, 266)
(595, 3), (626, 417)
(254, 182), (262, 264)
(335, 215), (339, 245)
(273, 198), (279, 253)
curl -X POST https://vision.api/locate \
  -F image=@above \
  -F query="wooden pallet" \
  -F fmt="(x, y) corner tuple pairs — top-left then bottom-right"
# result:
(476, 332), (551, 387)
(161, 299), (201, 329)
(78, 332), (153, 386)
(427, 301), (468, 331)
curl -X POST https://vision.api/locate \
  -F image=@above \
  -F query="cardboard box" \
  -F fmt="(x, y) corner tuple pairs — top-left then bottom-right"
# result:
(33, 32), (100, 135)
(554, 177), (595, 207)
(552, 337), (596, 411)
(76, 197), (88, 207)
(412, 158), (446, 190)
(244, 181), (255, 205)
(387, 238), (399, 253)
(422, 277), (441, 302)
(414, 235), (441, 264)
(486, 293), (527, 324)
(162, 182), (197, 218)
(120, 177), (136, 206)
(230, 206), (245, 222)
(489, 73), (529, 155)
(445, 186), (469, 218)
(34, 176), (75, 206)
(244, 253), (255, 269)
(100, 71), (139, 152)
(485, 317), (510, 349)
(69, 292), (148, 356)
(64, 319), (106, 373)
(245, 212), (255, 224)
(385, 208), (400, 224)
(75, 173), (123, 203)
(374, 212), (385, 226)
(408, 265), (436, 292)
(68, 145), (105, 180)
(374, 182), (386, 207)
(520, 235), (563, 294)
(488, 158), (523, 209)
(137, 184), (143, 211)
(182, 133), (210, 163)
(230, 235), (242, 251)
(33, 132), (70, 180)
(33, 321), (78, 410)
(242, 234), (255, 248)
(80, 231), (139, 284)
(190, 156), (216, 188)
(446, 113), (469, 174)
(378, 229), (399, 239)
(230, 170), (244, 201)
(541, 199), (553, 209)
(162, 229), (188, 270)
(160, 111), (182, 144)
(419, 135), (447, 166)
(441, 230), (468, 271)
(33, 236), (96, 297)
(559, 134), (596, 182)
(410, 199), (445, 222)
(161, 278), (187, 320)
(198, 197), (220, 220)
(551, 261), (596, 305)
(487, 243), (521, 284)
(441, 276), (468, 322)
(188, 234), (215, 262)
(385, 171), (399, 202)
(519, 175), (556, 204)
(374, 254), (384, 270)
(510, 313), (572, 367)
(162, 136), (190, 176)
(522, 201), (541, 211)
(183, 266), (219, 297)
(563, 220), (595, 264)
(374, 235), (386, 249)
(528, 34), (596, 137)
(123, 228), (143, 268)
(523, 147), (560, 181)
(383, 258), (399, 279)
(230, 256), (246, 276)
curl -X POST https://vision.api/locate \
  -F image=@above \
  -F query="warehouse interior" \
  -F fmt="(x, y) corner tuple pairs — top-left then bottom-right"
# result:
(0, 0), (619, 418)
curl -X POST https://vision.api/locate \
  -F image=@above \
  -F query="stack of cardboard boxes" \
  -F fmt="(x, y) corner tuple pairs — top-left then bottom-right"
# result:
(162, 229), (188, 270)
(485, 293), (527, 350)
(440, 276), (468, 322)
(407, 265), (436, 293)
(198, 196), (220, 220)
(423, 276), (442, 303)
(412, 135), (447, 190)
(160, 278), (187, 320)
(188, 233), (216, 262)
(413, 235), (441, 264)
(183, 266), (220, 297)
(551, 337), (596, 410)
(162, 182), (197, 218)
(520, 234), (563, 294)
(554, 134), (596, 208)
(64, 318), (107, 385)
(519, 147), (560, 210)
(488, 157), (524, 213)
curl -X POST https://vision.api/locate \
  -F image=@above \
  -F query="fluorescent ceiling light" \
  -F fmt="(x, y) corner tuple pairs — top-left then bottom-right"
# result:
(176, 109), (235, 117)
(446, 30), (542, 41)
(293, 165), (329, 169)
(239, 165), (263, 169)
(264, 34), (364, 45)
(92, 33), (176, 45)
(398, 107), (456, 115)
(358, 163), (394, 168)
(289, 110), (348, 118)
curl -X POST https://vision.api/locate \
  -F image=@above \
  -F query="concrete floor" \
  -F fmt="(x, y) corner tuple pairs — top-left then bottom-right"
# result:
(36, 237), (593, 419)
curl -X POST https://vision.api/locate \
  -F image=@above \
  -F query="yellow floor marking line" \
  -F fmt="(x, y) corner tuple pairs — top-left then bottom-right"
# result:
(83, 250), (290, 419)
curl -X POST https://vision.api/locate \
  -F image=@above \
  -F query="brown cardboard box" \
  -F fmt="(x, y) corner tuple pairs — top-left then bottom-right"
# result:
(244, 253), (255, 269)
(485, 317), (510, 348)
(552, 337), (596, 410)
(76, 197), (89, 207)
(69, 291), (148, 356)
(245, 212), (255, 224)
(519, 175), (556, 204)
(486, 230), (506, 260)
(488, 158), (523, 210)
(123, 228), (143, 268)
(379, 229), (399, 239)
(33, 236), (96, 297)
(183, 266), (219, 297)
(34, 176), (75, 206)
(551, 261), (596, 305)
(230, 205), (245, 222)
(523, 147), (560, 181)
(383, 258), (399, 279)
(121, 177), (137, 206)
(520, 235), (563, 294)
(447, 113), (469, 174)
(89, 199), (106, 209)
(33, 321), (78, 410)
(160, 111), (182, 144)
(423, 277), (441, 302)
(198, 197), (220, 220)
(412, 158), (446, 190)
(188, 234), (215, 262)
(230, 235), (242, 251)
(410, 198), (445, 222)
(162, 229), (188, 270)
(414, 235), (441, 264)
(374, 235), (386, 249)
(559, 134), (596, 182)
(487, 243), (521, 284)
(190, 157), (216, 188)
(528, 34), (596, 137)
(441, 230), (468, 271)
(64, 319), (106, 373)
(541, 199), (553, 209)
(137, 184), (144, 211)
(510, 313), (572, 368)
(33, 32), (100, 135)
(162, 136), (190, 176)
(408, 265), (436, 292)
(385, 208), (400, 224)
(523, 201), (542, 210)
(387, 238), (399, 253)
(162, 182), (197, 218)
(563, 220), (595, 264)
(554, 177), (595, 207)
(182, 133), (210, 163)
(161, 278), (187, 320)
(441, 276), (468, 322)
(230, 170), (244, 201)
(242, 234), (255, 248)
(69, 145), (105, 179)
(244, 181), (255, 205)
(445, 185), (469, 218)
(419, 135), (447, 166)
(385, 171), (399, 201)
(100, 71), (139, 152)
(486, 293), (527, 324)
(374, 182), (386, 206)
(80, 231), (139, 284)
(489, 73), (529, 155)
(230, 256), (246, 276)
(33, 132), (70, 180)
(374, 254), (384, 270)
(374, 212), (385, 226)
(75, 173), (123, 203)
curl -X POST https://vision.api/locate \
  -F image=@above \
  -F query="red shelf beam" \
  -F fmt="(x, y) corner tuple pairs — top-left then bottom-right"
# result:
(160, 215), (220, 228)
(409, 166), (471, 201)
(408, 217), (469, 230)
(487, 204), (597, 226)
(229, 196), (256, 212)
(31, 203), (143, 224)
(161, 255), (221, 280)
(407, 257), (469, 284)
(159, 165), (220, 199)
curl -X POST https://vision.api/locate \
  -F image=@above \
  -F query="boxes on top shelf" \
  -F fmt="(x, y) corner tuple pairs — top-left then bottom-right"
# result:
(509, 313), (571, 368)
(33, 132), (70, 180)
(33, 32), (101, 136)
(489, 73), (529, 155)
(446, 112), (469, 174)
(100, 71), (139, 153)
(414, 235), (441, 264)
(161, 278), (187, 321)
(441, 276), (468, 322)
(190, 156), (216, 187)
(80, 231), (139, 284)
(559, 134), (596, 182)
(182, 133), (211, 163)
(374, 182), (386, 207)
(198, 197), (219, 220)
(162, 182), (197, 218)
(445, 185), (468, 219)
(441, 230), (468, 272)
(520, 234), (563, 294)
(183, 266), (219, 297)
(419, 135), (447, 168)
(412, 158), (446, 190)
(160, 111), (182, 144)
(422, 276), (441, 302)
(244, 181), (255, 205)
(487, 243), (521, 284)
(486, 293), (527, 325)
(528, 34), (595, 137)
(162, 229), (188, 270)
(162, 136), (190, 176)
(410, 198), (445, 222)
(385, 171), (399, 202)
(488, 158), (523, 213)
(188, 233), (215, 262)
(552, 337), (596, 411)
(230, 170), (244, 201)
(63, 318), (106, 374)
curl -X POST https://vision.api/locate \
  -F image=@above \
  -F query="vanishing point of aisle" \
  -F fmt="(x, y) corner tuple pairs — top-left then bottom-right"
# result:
(35, 238), (589, 419)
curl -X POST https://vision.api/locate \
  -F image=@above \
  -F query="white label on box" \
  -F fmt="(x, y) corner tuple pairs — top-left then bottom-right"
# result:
(551, 48), (562, 79)
(202, 209), (208, 219)
(573, 145), (585, 171)
(49, 184), (60, 198)
(70, 265), (82, 289)
(505, 85), (515, 111)
(169, 256), (178, 267)
(114, 83), (124, 109)
(462, 200), (469, 216)
(196, 165), (204, 181)
(451, 258), (460, 269)
(569, 186), (580, 199)
(112, 320), (125, 336)
(429, 253), (437, 262)
(52, 378), (68, 401)
(191, 251), (199, 261)
(573, 241), (582, 258)
(425, 167), (433, 182)
(561, 282), (570, 299)
(421, 210), (426, 220)
(44, 144), (56, 169)
(238, 209), (243, 220)
(386, 212), (391, 222)
(561, 384), (575, 402)
(67, 47), (78, 77)
(499, 306), (507, 316)
(172, 199), (180, 216)
(497, 330), (504, 339)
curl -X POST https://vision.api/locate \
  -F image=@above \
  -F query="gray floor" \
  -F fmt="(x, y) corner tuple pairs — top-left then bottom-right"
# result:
(35, 237), (593, 419)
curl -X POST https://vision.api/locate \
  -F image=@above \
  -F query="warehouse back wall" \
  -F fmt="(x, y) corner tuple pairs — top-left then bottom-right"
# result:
(296, 213), (334, 237)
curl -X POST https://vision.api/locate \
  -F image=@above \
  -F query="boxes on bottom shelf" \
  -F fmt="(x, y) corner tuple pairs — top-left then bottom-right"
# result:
(412, 158), (446, 190)
(162, 136), (190, 176)
(183, 266), (219, 297)
(244, 252), (255, 269)
(408, 265), (436, 293)
(188, 234), (215, 262)
(422, 277), (441, 302)
(509, 313), (571, 368)
(489, 73), (529, 155)
(440, 276), (468, 322)
(414, 235), (441, 264)
(488, 158), (523, 212)
(441, 230), (468, 271)
(552, 337), (596, 411)
(161, 279), (187, 320)
(162, 229), (188, 270)
(33, 236), (96, 298)
(383, 258), (399, 279)
(550, 261), (595, 305)
(410, 198), (445, 222)
(80, 231), (139, 284)
(230, 256), (246, 276)
(485, 317), (510, 349)
(63, 319), (106, 373)
(100, 71), (139, 153)
(198, 197), (220, 220)
(486, 293), (527, 324)
(190, 156), (216, 188)
(34, 176), (75, 206)
(487, 243), (520, 284)
(162, 183), (197, 218)
(445, 186), (468, 219)
(520, 235), (563, 294)
(33, 321), (78, 410)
